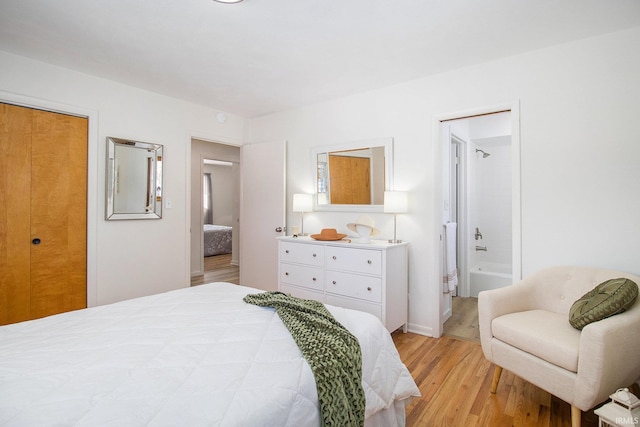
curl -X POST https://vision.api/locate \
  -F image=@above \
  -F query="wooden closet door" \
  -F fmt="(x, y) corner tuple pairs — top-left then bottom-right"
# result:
(0, 104), (87, 325)
(0, 103), (33, 324)
(30, 109), (87, 319)
(329, 155), (371, 205)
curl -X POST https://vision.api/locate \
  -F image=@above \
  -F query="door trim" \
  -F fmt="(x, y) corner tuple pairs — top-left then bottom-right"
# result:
(0, 90), (99, 307)
(449, 133), (469, 298)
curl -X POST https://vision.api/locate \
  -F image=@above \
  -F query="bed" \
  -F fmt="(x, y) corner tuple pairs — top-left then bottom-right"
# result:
(0, 282), (420, 426)
(204, 224), (232, 257)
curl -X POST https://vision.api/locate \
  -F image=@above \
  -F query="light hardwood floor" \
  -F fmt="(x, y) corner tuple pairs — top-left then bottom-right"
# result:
(190, 254), (239, 286)
(392, 331), (624, 427)
(443, 297), (480, 342)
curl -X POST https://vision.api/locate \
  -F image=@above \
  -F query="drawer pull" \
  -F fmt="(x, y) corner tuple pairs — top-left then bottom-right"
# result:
(313, 253), (317, 257)
(367, 260), (372, 264)
(367, 287), (372, 291)
(312, 277), (317, 281)
(332, 256), (337, 260)
(285, 272), (289, 276)
(332, 280), (337, 285)
(285, 250), (289, 254)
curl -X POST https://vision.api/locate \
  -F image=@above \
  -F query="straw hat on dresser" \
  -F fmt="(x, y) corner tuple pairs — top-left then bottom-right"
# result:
(346, 215), (380, 236)
(310, 228), (347, 241)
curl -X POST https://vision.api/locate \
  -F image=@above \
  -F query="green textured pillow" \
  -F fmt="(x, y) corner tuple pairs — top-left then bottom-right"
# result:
(569, 278), (638, 330)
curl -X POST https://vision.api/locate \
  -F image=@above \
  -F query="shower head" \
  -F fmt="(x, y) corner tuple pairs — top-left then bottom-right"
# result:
(476, 148), (490, 158)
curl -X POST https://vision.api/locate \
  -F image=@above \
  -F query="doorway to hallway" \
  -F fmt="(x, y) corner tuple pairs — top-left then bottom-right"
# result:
(189, 139), (240, 282)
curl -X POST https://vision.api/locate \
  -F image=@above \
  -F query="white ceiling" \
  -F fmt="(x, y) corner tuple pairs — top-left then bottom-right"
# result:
(1, 0), (639, 118)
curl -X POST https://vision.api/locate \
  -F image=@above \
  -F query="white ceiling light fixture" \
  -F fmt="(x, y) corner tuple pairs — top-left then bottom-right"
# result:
(212, 0), (244, 3)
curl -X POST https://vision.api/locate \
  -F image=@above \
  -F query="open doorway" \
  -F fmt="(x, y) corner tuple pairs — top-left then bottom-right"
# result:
(190, 139), (240, 286)
(440, 108), (521, 340)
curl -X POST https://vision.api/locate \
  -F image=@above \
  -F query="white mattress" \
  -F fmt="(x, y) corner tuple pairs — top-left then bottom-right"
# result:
(0, 282), (419, 426)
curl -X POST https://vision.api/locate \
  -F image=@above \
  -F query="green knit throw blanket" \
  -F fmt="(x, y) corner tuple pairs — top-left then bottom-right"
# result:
(243, 291), (365, 427)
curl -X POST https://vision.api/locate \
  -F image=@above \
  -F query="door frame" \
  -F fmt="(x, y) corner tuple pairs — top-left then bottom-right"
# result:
(0, 90), (99, 307)
(432, 100), (522, 338)
(447, 132), (470, 298)
(452, 133), (470, 298)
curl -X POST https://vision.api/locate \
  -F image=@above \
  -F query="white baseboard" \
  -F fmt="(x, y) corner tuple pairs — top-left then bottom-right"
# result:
(406, 323), (434, 337)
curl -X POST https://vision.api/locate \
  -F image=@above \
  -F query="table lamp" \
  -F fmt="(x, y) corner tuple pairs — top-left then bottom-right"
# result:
(384, 191), (408, 243)
(292, 193), (313, 236)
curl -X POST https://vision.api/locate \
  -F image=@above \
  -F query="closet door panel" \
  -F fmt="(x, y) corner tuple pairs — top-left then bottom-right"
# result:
(0, 104), (32, 324)
(30, 109), (87, 319)
(328, 155), (371, 204)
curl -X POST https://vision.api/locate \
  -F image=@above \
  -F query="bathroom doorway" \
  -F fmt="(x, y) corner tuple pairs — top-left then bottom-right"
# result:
(440, 108), (521, 338)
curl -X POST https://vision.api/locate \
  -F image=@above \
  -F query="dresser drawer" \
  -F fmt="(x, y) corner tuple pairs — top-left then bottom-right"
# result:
(280, 263), (324, 291)
(325, 294), (382, 319)
(280, 284), (324, 303)
(326, 246), (382, 276)
(280, 241), (324, 266)
(325, 270), (382, 303)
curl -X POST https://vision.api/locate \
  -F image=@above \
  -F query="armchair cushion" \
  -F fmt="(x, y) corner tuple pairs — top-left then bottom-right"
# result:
(492, 309), (581, 372)
(569, 278), (638, 330)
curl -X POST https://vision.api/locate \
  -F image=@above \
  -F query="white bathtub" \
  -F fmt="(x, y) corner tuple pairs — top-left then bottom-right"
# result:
(469, 262), (513, 297)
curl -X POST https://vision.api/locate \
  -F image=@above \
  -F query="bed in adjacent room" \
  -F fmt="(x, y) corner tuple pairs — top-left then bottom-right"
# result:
(204, 224), (232, 256)
(0, 282), (420, 426)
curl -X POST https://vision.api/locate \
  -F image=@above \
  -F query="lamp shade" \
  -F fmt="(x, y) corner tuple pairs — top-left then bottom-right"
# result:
(384, 191), (408, 213)
(292, 193), (313, 213)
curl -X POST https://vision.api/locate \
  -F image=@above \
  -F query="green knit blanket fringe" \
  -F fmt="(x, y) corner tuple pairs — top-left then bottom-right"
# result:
(243, 291), (365, 427)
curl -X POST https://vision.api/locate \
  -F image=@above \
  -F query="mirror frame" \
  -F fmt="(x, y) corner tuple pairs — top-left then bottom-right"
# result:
(311, 137), (393, 212)
(106, 136), (163, 220)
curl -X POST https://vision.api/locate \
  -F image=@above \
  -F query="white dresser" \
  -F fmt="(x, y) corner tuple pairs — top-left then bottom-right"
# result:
(277, 236), (409, 332)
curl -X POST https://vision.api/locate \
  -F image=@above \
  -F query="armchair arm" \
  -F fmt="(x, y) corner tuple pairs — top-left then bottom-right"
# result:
(573, 300), (640, 410)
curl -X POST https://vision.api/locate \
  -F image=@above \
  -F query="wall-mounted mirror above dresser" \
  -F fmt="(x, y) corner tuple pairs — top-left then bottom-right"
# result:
(312, 137), (393, 212)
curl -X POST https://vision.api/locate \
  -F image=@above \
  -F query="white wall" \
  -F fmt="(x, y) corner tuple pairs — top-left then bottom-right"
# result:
(469, 140), (512, 267)
(247, 27), (640, 336)
(204, 163), (235, 226)
(0, 50), (245, 306)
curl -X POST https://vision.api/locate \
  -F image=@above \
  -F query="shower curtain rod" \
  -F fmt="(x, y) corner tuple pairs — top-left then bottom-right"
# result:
(440, 109), (510, 122)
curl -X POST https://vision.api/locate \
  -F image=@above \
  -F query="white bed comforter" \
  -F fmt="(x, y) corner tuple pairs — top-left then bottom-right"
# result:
(0, 283), (419, 426)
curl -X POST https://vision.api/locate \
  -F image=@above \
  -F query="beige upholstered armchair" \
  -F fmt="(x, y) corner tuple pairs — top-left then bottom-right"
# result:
(479, 266), (640, 427)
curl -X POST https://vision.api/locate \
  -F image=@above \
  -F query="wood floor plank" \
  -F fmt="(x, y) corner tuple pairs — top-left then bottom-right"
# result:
(443, 296), (480, 342)
(191, 254), (239, 286)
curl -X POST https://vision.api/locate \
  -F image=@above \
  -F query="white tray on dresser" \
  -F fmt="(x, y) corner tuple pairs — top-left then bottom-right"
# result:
(277, 236), (409, 332)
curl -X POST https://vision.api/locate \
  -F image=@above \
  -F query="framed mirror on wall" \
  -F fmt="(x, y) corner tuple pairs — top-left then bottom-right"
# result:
(106, 136), (163, 220)
(312, 137), (393, 212)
